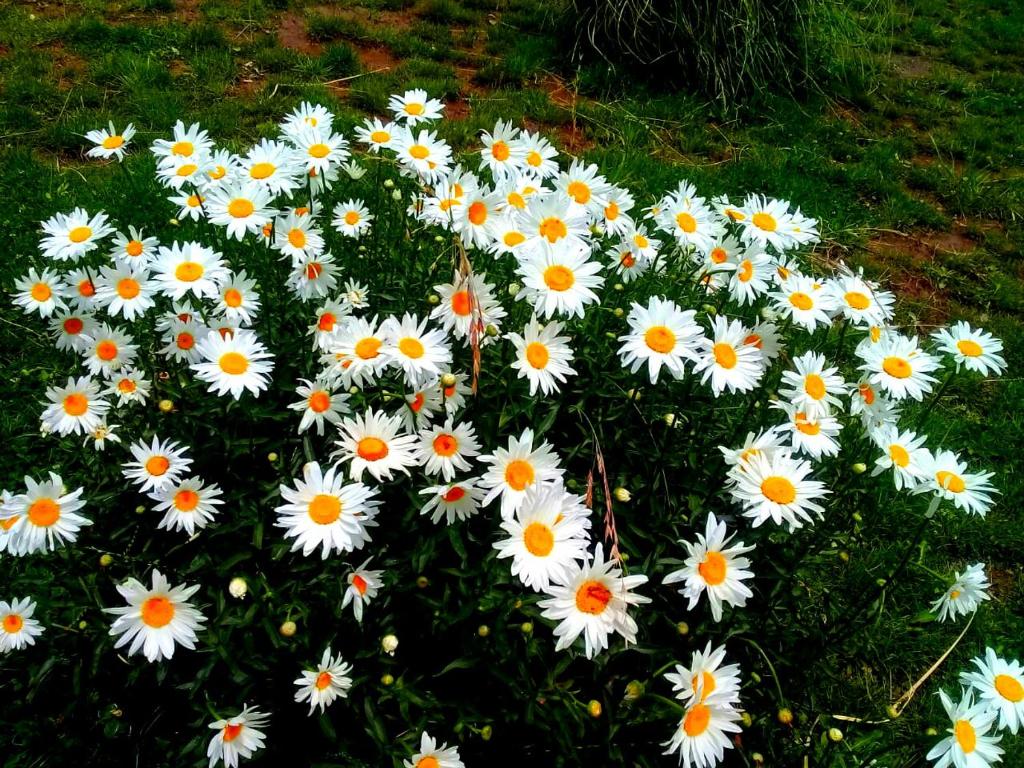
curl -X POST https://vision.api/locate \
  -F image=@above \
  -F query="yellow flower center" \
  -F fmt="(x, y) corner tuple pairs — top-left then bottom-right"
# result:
(844, 291), (870, 310)
(175, 261), (204, 282)
(645, 326), (675, 353)
(804, 373), (826, 400)
(370, 130), (390, 144)
(675, 212), (697, 233)
(567, 180), (591, 204)
(409, 144), (430, 160)
(882, 356), (911, 379)
(308, 143), (330, 158)
(713, 343), (737, 369)
(102, 135), (125, 149)
(789, 292), (813, 311)
(752, 211), (777, 231)
(399, 337), (425, 359)
(117, 278), (140, 299)
(527, 150), (542, 166)
(357, 437), (389, 461)
(355, 337), (381, 359)
(683, 703), (711, 736)
(69, 226), (92, 243)
(995, 674), (1024, 703)
(249, 162), (276, 179)
(491, 140), (510, 161)
(63, 393), (88, 416)
(539, 217), (567, 243)
(171, 140), (193, 156)
(761, 476), (796, 504)
(956, 339), (983, 357)
(954, 719), (976, 754)
(936, 470), (965, 493)
(525, 342), (549, 369)
(889, 444), (910, 467)
(31, 283), (52, 301)
(228, 199), (254, 218)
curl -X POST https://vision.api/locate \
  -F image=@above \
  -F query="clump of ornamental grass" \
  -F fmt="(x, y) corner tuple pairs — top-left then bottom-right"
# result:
(1, 88), (1018, 768)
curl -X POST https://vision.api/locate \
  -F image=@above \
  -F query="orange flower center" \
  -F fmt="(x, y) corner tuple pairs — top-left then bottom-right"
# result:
(117, 278), (140, 299)
(308, 391), (331, 413)
(567, 180), (590, 204)
(504, 459), (534, 491)
(141, 596), (175, 628)
(344, 211), (360, 226)
(523, 522), (554, 556)
(63, 393), (88, 416)
(995, 674), (1024, 702)
(954, 719), (976, 754)
(177, 332), (195, 350)
(525, 342), (549, 369)
(96, 340), (118, 361)
(698, 551), (727, 585)
(399, 337), (425, 359)
(936, 470), (965, 494)
(78, 279), (96, 297)
(442, 486), (466, 502)
(433, 434), (459, 457)
(28, 498), (60, 527)
(315, 671), (333, 689)
(804, 373), (825, 400)
(357, 437), (389, 461)
(219, 352), (249, 375)
(146, 456), (170, 476)
(491, 140), (510, 161)
(355, 337), (381, 359)
(752, 211), (777, 231)
(31, 283), (52, 301)
(957, 339), (983, 357)
(683, 703), (711, 736)
(451, 290), (472, 316)
(63, 317), (84, 335)
(2, 613), (24, 633)
(352, 574), (368, 595)
(789, 292), (813, 311)
(468, 201), (488, 226)
(175, 261), (204, 282)
(645, 326), (675, 354)
(308, 494), (342, 524)
(318, 312), (336, 331)
(575, 580), (612, 614)
(539, 217), (567, 243)
(173, 489), (200, 511)
(222, 723), (243, 742)
(882, 356), (911, 379)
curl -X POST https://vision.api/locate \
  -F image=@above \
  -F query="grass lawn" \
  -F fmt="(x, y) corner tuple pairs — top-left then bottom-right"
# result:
(0, 0), (1021, 765)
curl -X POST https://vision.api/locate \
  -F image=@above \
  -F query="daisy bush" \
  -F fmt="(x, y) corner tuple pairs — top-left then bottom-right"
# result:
(2, 92), (1019, 768)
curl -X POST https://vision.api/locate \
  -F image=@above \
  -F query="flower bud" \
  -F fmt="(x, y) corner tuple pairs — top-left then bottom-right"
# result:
(78, 620), (88, 630)
(887, 704), (900, 719)
(777, 708), (794, 725)
(158, 399), (174, 413)
(828, 727), (844, 742)
(391, 189), (402, 201)
(480, 724), (493, 741)
(99, 553), (113, 567)
(111, 707), (123, 718)
(925, 727), (938, 736)
(663, 412), (676, 426)
(676, 621), (689, 636)
(702, 304), (717, 316)
(752, 753), (765, 767)
(434, 235), (445, 243)
(349, 386), (359, 395)
(427, 294), (440, 305)
(267, 452), (278, 463)
(520, 621), (533, 635)
(383, 178), (395, 189)
(485, 324), (499, 337)
(626, 388), (642, 401)
(507, 282), (521, 296)
(477, 624), (490, 638)
(279, 620), (296, 637)
(613, 487), (631, 503)
(613, 307), (624, 318)
(852, 511), (863, 522)
(741, 711), (753, 727)
(416, 575), (429, 588)
(381, 634), (399, 655)
(135, 505), (145, 515)
(750, 671), (762, 684)
(624, 681), (644, 701)
(839, 550), (850, 563)
(587, 700), (602, 718)
(381, 673), (394, 686)
(441, 372), (457, 387)
(228, 577), (248, 598)
(851, 462), (867, 474)
(613, 283), (624, 292)
(169, 218), (180, 226)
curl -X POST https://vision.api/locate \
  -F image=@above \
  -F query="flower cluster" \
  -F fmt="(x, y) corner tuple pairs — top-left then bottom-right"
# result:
(2, 88), (1013, 768)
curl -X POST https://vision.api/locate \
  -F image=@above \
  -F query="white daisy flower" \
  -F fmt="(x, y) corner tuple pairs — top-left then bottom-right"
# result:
(726, 251), (773, 306)
(478, 428), (565, 519)
(0, 597), (44, 652)
(403, 731), (464, 768)
(40, 375), (111, 436)
(294, 647), (353, 715)
(205, 182), (276, 241)
(829, 273), (895, 327)
(331, 199), (373, 239)
(779, 351), (846, 418)
(663, 513), (755, 622)
(48, 310), (97, 352)
(341, 558), (384, 623)
(737, 194), (797, 252)
(693, 316), (764, 397)
(275, 461), (381, 558)
(105, 569), (206, 663)
(772, 402), (843, 460)
(431, 272), (507, 344)
(153, 241), (229, 300)
(932, 321), (1007, 377)
(772, 275), (838, 332)
(926, 688), (1003, 768)
(961, 648), (1024, 735)
(729, 452), (830, 531)
(150, 120), (213, 167)
(354, 117), (397, 153)
(122, 436), (193, 493)
(665, 641), (743, 707)
(84, 420), (120, 451)
(418, 478), (486, 525)
(160, 318), (206, 364)
(333, 409), (420, 483)
(106, 368), (150, 406)
(191, 329), (275, 400)
(415, 418), (480, 481)
(80, 323), (138, 378)
(858, 333), (942, 401)
(507, 316), (577, 395)
(6, 472), (90, 555)
(655, 181), (724, 254)
(149, 477), (225, 536)
(12, 267), (68, 318)
(931, 562), (990, 622)
(493, 481), (591, 592)
(273, 212), (324, 263)
(93, 260), (156, 321)
(662, 698), (743, 768)
(327, 315), (391, 389)
(215, 271), (261, 326)
(288, 378), (350, 435)
(870, 425), (930, 491)
(108, 226), (159, 266)
(618, 296), (703, 384)
(308, 298), (350, 351)
(479, 119), (525, 180)
(538, 543), (651, 659)
(282, 101), (334, 134)
(290, 126), (349, 175)
(382, 313), (453, 388)
(519, 129), (559, 178)
(86, 121), (136, 160)
(206, 705), (269, 768)
(288, 252), (340, 301)
(40, 208), (113, 261)
(390, 88), (444, 125)
(241, 138), (303, 195)
(516, 248), (605, 319)
(917, 450), (998, 517)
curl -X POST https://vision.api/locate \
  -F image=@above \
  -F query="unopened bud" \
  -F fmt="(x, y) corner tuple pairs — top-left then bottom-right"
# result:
(480, 724), (493, 740)
(381, 634), (399, 655)
(485, 324), (499, 337)
(520, 621), (533, 635)
(664, 412), (676, 426)
(741, 711), (753, 727)
(228, 577), (248, 598)
(613, 487), (631, 503)
(416, 576), (429, 588)
(613, 283), (624, 292)
(135, 505), (145, 515)
(676, 621), (689, 636)
(507, 282), (521, 296)
(441, 372), (457, 387)
(99, 553), (113, 567)
(391, 189), (402, 201)
(383, 178), (395, 189)
(427, 294), (440, 305)
(613, 307), (624, 318)
(828, 727), (844, 742)
(267, 452), (278, 462)
(624, 681), (644, 701)
(777, 708), (794, 725)
(702, 304), (717, 316)
(381, 673), (394, 686)
(158, 399), (174, 413)
(587, 700), (602, 718)
(279, 620), (297, 637)
(477, 624), (490, 637)
(851, 462), (867, 474)
(78, 620), (88, 630)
